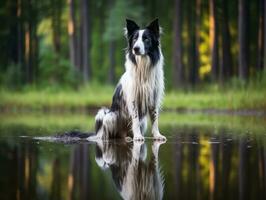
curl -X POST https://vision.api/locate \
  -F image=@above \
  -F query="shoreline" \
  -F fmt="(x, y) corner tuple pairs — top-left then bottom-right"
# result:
(0, 105), (265, 117)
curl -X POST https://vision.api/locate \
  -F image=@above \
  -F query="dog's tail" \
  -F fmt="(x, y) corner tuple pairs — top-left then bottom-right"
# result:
(31, 130), (97, 144)
(55, 130), (96, 139)
(52, 108), (109, 142)
(95, 107), (109, 133)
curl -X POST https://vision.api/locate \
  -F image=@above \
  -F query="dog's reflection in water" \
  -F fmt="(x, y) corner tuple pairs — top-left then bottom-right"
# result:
(95, 140), (165, 200)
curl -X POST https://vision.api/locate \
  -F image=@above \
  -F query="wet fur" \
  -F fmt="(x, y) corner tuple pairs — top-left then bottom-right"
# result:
(95, 141), (164, 199)
(90, 19), (165, 141)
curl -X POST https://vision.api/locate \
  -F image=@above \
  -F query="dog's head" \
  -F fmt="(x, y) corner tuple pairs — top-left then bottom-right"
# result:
(125, 19), (161, 65)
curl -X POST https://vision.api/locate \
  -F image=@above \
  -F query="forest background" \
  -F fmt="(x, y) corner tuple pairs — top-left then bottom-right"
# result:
(0, 0), (265, 111)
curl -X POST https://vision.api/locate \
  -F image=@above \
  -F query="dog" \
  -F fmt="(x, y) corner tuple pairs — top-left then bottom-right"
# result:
(89, 19), (166, 141)
(95, 140), (165, 199)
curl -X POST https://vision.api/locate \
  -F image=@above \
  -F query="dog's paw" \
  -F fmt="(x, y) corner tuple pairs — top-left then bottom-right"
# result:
(153, 139), (166, 146)
(153, 133), (167, 141)
(152, 140), (165, 157)
(125, 136), (133, 143)
(87, 135), (102, 141)
(133, 135), (145, 141)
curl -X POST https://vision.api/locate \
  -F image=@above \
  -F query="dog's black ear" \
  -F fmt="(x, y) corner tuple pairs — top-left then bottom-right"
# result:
(125, 19), (139, 37)
(147, 18), (160, 38)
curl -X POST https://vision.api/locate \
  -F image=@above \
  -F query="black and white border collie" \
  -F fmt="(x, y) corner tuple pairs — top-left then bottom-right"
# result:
(95, 141), (165, 199)
(89, 19), (166, 141)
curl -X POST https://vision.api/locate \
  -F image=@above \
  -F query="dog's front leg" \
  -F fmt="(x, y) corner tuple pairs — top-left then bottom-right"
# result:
(132, 141), (144, 161)
(149, 107), (166, 141)
(130, 101), (145, 141)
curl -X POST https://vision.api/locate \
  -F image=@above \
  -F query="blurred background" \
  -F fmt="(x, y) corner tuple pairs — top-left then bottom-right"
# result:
(0, 1), (266, 199)
(0, 0), (265, 110)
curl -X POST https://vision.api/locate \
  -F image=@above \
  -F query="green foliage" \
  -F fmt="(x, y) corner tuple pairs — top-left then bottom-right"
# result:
(0, 0), (265, 91)
(0, 63), (23, 89)
(38, 44), (81, 89)
(224, 70), (266, 91)
(103, 0), (143, 41)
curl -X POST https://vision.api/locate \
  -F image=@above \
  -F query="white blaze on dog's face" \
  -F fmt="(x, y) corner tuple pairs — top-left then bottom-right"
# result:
(132, 30), (145, 55)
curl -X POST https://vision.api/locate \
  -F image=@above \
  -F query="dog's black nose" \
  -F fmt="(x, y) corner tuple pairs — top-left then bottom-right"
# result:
(133, 46), (140, 54)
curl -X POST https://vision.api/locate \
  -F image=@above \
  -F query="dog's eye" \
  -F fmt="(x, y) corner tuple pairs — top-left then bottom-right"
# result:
(144, 38), (150, 43)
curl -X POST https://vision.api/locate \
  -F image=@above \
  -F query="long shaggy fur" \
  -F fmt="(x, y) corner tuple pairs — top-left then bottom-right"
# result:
(89, 19), (166, 141)
(95, 141), (165, 199)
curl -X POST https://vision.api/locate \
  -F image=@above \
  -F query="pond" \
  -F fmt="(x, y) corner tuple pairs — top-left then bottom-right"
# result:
(0, 112), (265, 200)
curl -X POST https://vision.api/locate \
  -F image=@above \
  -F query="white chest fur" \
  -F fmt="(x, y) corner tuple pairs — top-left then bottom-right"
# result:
(133, 56), (157, 107)
(121, 53), (164, 114)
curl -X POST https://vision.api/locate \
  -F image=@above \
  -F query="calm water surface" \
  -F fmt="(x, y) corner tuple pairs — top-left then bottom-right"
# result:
(0, 113), (265, 200)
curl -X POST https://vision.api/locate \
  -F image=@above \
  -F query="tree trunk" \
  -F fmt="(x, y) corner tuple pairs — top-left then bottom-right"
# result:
(9, 0), (19, 64)
(239, 138), (248, 200)
(31, 23), (38, 83)
(263, 0), (266, 73)
(210, 142), (219, 200)
(188, 0), (199, 86)
(51, 0), (62, 55)
(174, 135), (182, 199)
(80, 0), (91, 82)
(77, 22), (82, 72)
(24, 0), (31, 83)
(108, 40), (116, 84)
(80, 145), (90, 199)
(24, 0), (39, 84)
(67, 149), (75, 200)
(195, 0), (200, 84)
(238, 0), (248, 81)
(50, 158), (61, 200)
(25, 23), (33, 83)
(68, 0), (77, 68)
(173, 0), (183, 88)
(221, 134), (232, 199)
(17, 0), (24, 82)
(97, 2), (105, 81)
(188, 133), (200, 199)
(257, 0), (264, 72)
(220, 0), (233, 82)
(210, 0), (219, 81)
(75, 2), (81, 71)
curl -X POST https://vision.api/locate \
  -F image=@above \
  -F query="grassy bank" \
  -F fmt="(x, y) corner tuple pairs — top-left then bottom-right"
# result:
(164, 89), (266, 110)
(0, 84), (265, 112)
(0, 112), (265, 136)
